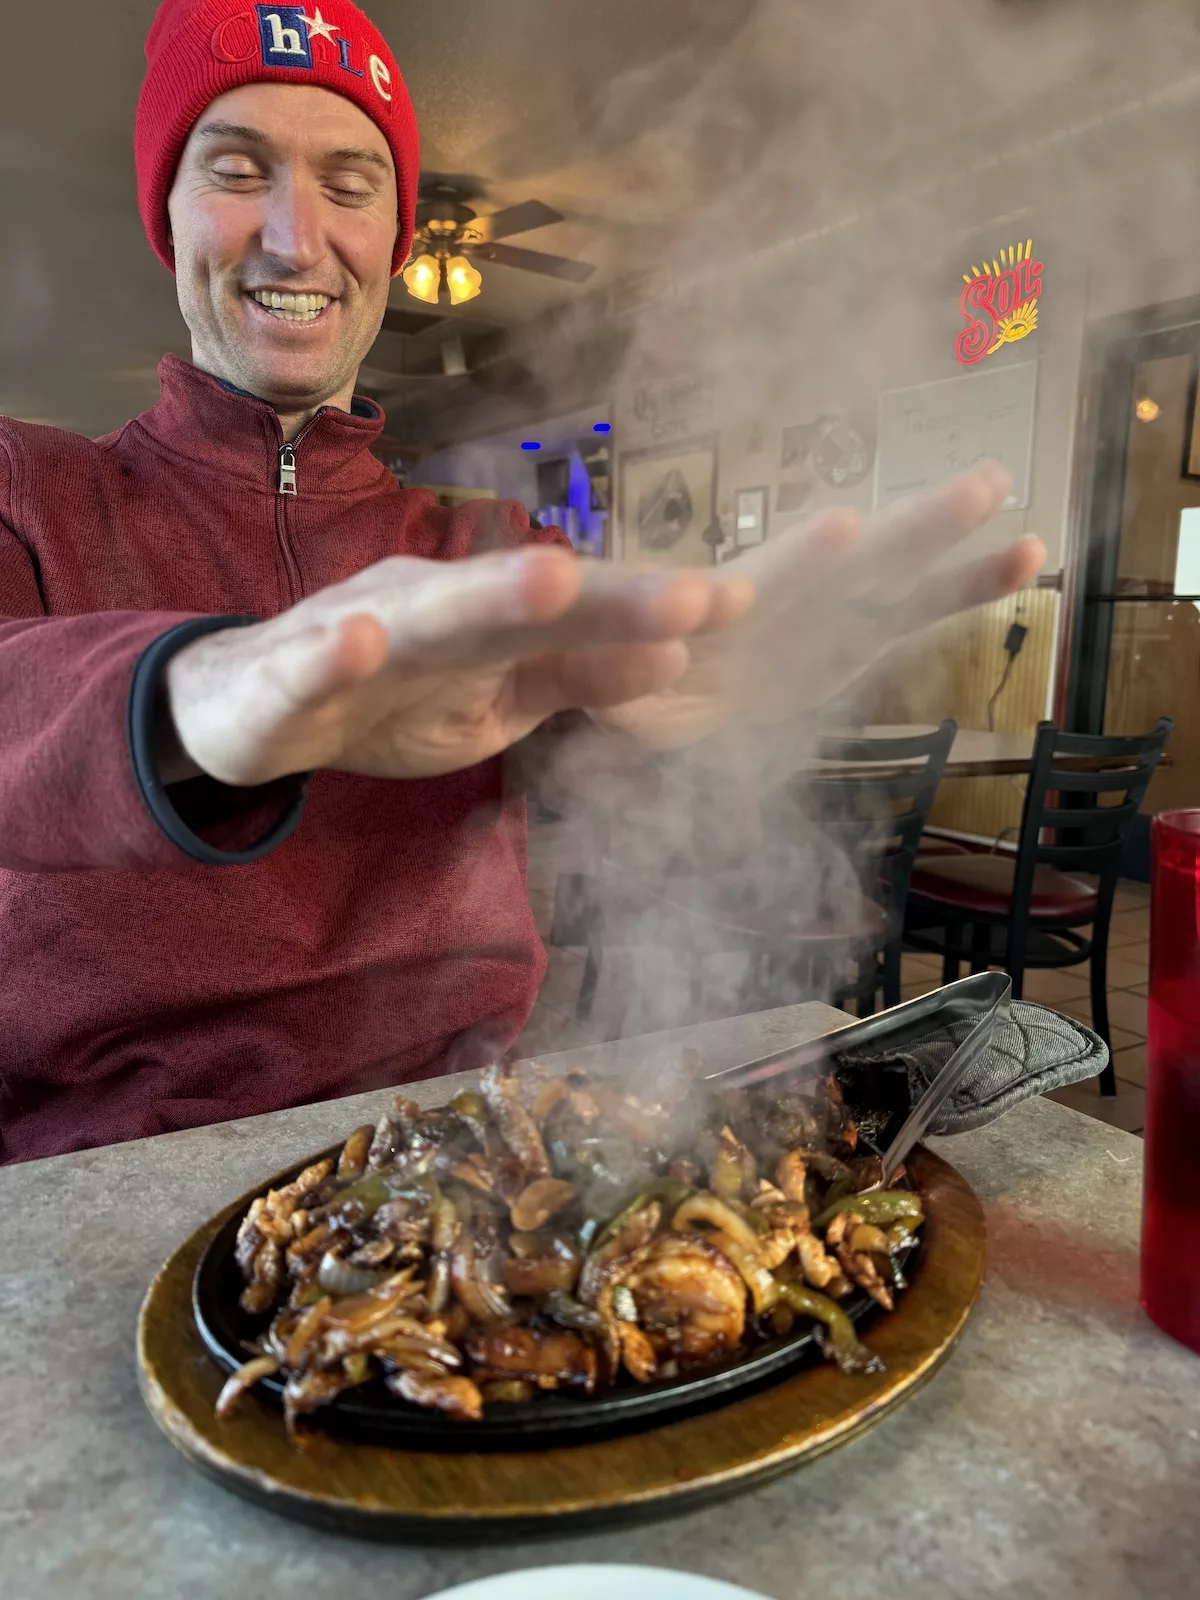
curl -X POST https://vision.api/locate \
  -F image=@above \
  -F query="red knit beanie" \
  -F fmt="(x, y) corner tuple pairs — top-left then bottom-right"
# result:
(136, 0), (420, 276)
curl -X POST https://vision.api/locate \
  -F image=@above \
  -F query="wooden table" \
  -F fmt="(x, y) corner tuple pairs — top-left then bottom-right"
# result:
(817, 725), (1170, 779)
(818, 725), (1041, 778)
(1, 1001), (1196, 1600)
(606, 729), (1037, 842)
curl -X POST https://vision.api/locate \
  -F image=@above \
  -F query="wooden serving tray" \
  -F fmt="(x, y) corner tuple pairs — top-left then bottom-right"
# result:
(137, 1144), (985, 1541)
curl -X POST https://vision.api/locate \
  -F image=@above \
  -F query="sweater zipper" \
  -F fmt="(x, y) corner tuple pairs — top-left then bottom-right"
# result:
(274, 427), (313, 605)
(278, 443), (298, 496)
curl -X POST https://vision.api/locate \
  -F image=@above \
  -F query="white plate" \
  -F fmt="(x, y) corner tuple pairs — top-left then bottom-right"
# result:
(421, 1566), (772, 1600)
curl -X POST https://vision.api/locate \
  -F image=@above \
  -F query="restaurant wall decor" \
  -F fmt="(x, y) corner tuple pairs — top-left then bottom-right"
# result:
(956, 239), (1044, 367)
(874, 361), (1038, 511)
(781, 415), (873, 488)
(734, 486), (768, 548)
(624, 374), (716, 449)
(617, 436), (718, 566)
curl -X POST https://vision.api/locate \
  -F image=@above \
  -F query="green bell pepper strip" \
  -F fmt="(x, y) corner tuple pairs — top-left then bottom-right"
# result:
(774, 1280), (883, 1375)
(813, 1190), (924, 1231)
(589, 1180), (693, 1253)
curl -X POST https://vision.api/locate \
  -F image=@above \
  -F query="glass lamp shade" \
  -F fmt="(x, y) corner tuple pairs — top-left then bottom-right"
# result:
(445, 255), (483, 305)
(403, 253), (442, 305)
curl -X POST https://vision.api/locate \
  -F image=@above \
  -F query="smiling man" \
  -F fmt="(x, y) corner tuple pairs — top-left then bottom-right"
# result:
(0, 0), (1042, 1163)
(171, 95), (393, 424)
(166, 87), (401, 432)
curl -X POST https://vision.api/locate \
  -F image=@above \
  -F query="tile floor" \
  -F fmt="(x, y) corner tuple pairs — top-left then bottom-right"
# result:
(515, 823), (1152, 1137)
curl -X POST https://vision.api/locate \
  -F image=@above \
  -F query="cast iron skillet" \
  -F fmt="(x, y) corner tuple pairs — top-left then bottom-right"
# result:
(193, 1058), (920, 1453)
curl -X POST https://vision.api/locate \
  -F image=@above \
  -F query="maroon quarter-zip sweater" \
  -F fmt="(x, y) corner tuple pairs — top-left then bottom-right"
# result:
(0, 356), (560, 1164)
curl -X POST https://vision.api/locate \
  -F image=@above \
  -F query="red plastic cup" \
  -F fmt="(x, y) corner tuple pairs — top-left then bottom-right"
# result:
(1140, 810), (1200, 1354)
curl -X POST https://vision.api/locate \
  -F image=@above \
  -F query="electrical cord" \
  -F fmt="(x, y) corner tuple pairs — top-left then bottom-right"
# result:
(986, 619), (1029, 732)
(986, 653), (1017, 732)
(986, 614), (1029, 847)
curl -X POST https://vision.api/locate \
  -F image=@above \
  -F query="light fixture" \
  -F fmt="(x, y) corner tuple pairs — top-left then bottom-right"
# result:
(403, 251), (485, 307)
(1135, 397), (1161, 423)
(445, 255), (483, 305)
(402, 253), (441, 305)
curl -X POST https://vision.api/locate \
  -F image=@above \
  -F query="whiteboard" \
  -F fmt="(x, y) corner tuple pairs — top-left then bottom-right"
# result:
(873, 360), (1038, 511)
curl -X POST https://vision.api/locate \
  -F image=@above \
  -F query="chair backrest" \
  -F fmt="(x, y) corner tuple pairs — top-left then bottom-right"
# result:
(1010, 717), (1173, 920)
(766, 720), (957, 938)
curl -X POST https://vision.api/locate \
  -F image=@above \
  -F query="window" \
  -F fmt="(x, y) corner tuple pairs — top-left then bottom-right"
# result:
(1175, 507), (1200, 604)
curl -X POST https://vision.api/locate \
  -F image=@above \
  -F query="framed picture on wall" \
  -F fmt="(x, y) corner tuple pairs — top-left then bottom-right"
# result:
(734, 486), (768, 547)
(782, 415), (873, 487)
(616, 435), (718, 566)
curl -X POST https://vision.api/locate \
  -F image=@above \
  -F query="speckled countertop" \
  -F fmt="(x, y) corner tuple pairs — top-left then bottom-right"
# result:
(1, 1001), (1195, 1600)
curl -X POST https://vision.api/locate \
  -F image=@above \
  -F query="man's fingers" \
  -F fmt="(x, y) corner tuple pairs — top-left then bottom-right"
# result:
(889, 534), (1046, 636)
(388, 546), (583, 655)
(872, 462), (1012, 547)
(332, 613), (390, 684)
(735, 507), (861, 605)
(258, 613), (387, 713)
(680, 574), (756, 635)
(514, 640), (692, 720)
(550, 561), (721, 642)
(388, 548), (726, 670)
(857, 463), (1013, 588)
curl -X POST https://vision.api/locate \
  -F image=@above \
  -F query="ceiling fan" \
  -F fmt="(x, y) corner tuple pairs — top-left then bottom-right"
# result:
(402, 178), (596, 307)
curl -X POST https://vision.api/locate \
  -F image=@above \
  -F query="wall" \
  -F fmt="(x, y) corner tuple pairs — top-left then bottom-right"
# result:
(865, 585), (1060, 841)
(601, 209), (1085, 837)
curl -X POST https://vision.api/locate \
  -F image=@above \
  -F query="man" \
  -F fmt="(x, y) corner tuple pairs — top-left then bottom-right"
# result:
(0, 0), (1042, 1164)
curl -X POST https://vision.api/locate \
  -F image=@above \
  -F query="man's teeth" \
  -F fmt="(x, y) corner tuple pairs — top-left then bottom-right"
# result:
(250, 290), (332, 321)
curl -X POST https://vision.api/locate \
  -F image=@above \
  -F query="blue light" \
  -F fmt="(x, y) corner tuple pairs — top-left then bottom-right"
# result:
(592, 422), (611, 434)
(520, 441), (541, 451)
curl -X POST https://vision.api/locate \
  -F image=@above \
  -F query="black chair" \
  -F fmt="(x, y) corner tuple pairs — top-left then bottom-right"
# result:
(549, 721), (956, 1029)
(758, 720), (957, 1015)
(904, 718), (1172, 1097)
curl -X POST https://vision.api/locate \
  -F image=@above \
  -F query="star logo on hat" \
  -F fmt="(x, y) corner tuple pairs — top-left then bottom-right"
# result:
(300, 9), (339, 45)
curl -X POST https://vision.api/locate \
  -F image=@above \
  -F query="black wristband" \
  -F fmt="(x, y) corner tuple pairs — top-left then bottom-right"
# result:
(127, 616), (309, 866)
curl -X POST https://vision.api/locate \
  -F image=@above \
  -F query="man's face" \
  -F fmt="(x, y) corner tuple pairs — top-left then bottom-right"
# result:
(167, 82), (398, 411)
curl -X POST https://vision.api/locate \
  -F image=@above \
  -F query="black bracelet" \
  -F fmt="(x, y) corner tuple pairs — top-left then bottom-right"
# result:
(127, 616), (310, 866)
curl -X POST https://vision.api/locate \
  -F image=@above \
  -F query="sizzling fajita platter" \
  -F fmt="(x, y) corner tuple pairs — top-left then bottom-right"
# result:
(137, 1010), (987, 1538)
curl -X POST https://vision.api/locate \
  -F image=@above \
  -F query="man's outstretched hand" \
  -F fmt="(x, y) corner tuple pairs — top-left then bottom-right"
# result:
(594, 462), (1046, 746)
(162, 462), (1044, 787)
(161, 546), (752, 786)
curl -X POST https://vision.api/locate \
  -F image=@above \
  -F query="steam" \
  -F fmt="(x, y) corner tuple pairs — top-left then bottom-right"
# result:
(506, 0), (1200, 1047)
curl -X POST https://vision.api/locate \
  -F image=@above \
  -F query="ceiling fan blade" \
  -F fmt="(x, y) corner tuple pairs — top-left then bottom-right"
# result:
(469, 199), (564, 243)
(469, 241), (595, 283)
(380, 306), (447, 336)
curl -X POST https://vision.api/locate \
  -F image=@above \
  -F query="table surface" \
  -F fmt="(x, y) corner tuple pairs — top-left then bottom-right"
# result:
(820, 725), (1040, 778)
(818, 725), (1172, 778)
(888, 724), (1033, 776)
(1, 1001), (1195, 1600)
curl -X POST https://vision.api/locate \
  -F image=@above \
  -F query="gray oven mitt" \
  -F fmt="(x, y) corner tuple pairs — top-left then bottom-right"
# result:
(845, 1002), (1109, 1135)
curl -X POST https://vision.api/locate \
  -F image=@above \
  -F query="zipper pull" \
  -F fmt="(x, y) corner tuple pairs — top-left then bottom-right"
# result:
(278, 444), (298, 496)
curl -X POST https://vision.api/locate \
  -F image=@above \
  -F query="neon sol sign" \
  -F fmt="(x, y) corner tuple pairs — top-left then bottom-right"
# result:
(956, 239), (1043, 366)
